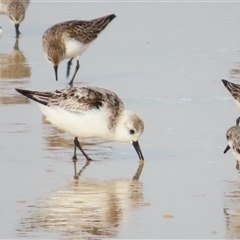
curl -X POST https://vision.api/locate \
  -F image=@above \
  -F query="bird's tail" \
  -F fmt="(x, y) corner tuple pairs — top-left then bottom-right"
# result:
(222, 79), (240, 97)
(90, 13), (116, 33)
(15, 88), (53, 106)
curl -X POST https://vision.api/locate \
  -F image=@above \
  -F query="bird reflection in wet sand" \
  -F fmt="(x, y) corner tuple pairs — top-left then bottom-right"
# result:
(73, 153), (144, 181)
(224, 179), (240, 239)
(15, 86), (145, 174)
(0, 37), (31, 79)
(17, 164), (145, 239)
(0, 37), (30, 105)
(0, 0), (30, 37)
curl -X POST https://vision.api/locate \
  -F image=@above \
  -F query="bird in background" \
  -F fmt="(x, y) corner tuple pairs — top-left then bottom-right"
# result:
(224, 125), (240, 170)
(0, 0), (30, 37)
(15, 86), (144, 164)
(221, 79), (240, 125)
(42, 13), (116, 86)
(221, 79), (240, 169)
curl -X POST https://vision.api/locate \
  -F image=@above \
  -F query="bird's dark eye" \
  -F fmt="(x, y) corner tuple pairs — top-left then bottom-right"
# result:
(129, 129), (135, 134)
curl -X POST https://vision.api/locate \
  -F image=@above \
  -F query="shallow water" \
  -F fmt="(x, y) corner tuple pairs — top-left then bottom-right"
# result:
(1, 1), (240, 239)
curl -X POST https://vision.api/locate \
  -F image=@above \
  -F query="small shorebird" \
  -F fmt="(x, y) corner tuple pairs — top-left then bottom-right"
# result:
(224, 125), (240, 170)
(0, 0), (30, 37)
(222, 79), (240, 108)
(0, 26), (2, 36)
(42, 14), (116, 85)
(15, 86), (144, 163)
(221, 79), (240, 124)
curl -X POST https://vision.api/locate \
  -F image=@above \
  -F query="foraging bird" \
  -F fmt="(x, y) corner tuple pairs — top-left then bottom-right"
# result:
(222, 79), (240, 109)
(224, 125), (240, 170)
(15, 86), (144, 163)
(0, 0), (30, 37)
(42, 14), (116, 85)
(221, 79), (240, 125)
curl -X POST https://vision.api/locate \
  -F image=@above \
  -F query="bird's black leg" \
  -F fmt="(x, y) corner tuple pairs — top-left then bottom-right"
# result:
(15, 24), (20, 38)
(66, 58), (73, 79)
(73, 137), (92, 161)
(69, 59), (80, 86)
(236, 116), (240, 126)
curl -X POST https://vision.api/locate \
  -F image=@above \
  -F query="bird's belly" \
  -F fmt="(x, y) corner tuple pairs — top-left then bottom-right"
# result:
(232, 150), (240, 161)
(65, 38), (90, 59)
(39, 104), (112, 140)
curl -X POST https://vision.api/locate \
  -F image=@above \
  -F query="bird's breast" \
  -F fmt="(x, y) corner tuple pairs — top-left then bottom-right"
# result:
(64, 38), (90, 59)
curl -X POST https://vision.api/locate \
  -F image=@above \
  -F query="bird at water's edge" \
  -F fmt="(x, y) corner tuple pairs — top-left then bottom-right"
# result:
(224, 125), (240, 170)
(0, 0), (30, 37)
(221, 79), (240, 125)
(42, 13), (116, 85)
(15, 86), (144, 163)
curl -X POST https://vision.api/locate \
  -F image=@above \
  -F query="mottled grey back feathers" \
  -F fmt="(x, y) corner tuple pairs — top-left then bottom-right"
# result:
(16, 86), (124, 115)
(16, 86), (125, 130)
(43, 14), (116, 44)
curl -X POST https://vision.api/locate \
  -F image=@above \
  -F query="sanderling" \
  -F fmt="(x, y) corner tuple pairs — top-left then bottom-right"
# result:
(221, 79), (240, 124)
(15, 86), (144, 163)
(42, 14), (116, 85)
(0, 0), (30, 37)
(224, 125), (240, 170)
(222, 79), (240, 108)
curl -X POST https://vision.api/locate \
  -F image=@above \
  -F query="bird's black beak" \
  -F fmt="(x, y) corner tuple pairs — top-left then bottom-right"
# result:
(132, 140), (144, 161)
(54, 65), (58, 81)
(15, 24), (20, 37)
(223, 145), (230, 154)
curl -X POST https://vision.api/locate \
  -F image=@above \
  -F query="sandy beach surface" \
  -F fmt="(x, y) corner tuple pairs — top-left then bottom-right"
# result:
(1, 2), (240, 239)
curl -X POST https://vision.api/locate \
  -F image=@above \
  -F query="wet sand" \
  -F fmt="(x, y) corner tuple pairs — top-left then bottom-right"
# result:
(1, 2), (240, 239)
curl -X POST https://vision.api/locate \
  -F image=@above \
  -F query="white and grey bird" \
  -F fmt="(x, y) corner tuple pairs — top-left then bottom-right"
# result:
(224, 125), (240, 170)
(0, 0), (30, 37)
(15, 86), (144, 163)
(221, 79), (240, 125)
(42, 14), (116, 85)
